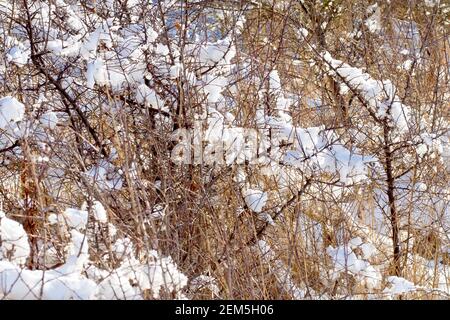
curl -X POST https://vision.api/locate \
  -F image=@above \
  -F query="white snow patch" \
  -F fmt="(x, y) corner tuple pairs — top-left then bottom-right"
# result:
(0, 211), (30, 265)
(243, 189), (268, 213)
(0, 96), (25, 129)
(93, 201), (108, 223)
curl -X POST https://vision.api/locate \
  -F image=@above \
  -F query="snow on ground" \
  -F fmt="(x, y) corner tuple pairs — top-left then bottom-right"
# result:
(0, 208), (188, 300)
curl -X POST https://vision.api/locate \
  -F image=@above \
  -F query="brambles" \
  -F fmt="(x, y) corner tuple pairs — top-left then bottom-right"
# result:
(0, 0), (449, 300)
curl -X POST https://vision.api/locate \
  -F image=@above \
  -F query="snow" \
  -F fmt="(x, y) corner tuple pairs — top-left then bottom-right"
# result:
(135, 84), (153, 104)
(170, 63), (183, 79)
(383, 276), (417, 295)
(86, 58), (108, 89)
(1, 209), (188, 300)
(361, 243), (377, 259)
(135, 84), (164, 107)
(0, 0), (447, 301)
(87, 58), (127, 91)
(298, 28), (309, 38)
(0, 211), (30, 265)
(93, 201), (108, 223)
(415, 183), (428, 192)
(0, 230), (97, 300)
(96, 246), (188, 299)
(87, 160), (123, 191)
(256, 240), (308, 299)
(107, 223), (118, 237)
(112, 238), (133, 257)
(243, 189), (268, 213)
(401, 59), (413, 71)
(349, 237), (363, 248)
(327, 245), (367, 274)
(269, 70), (282, 92)
(424, 0), (440, 7)
(322, 52), (412, 134)
(5, 46), (30, 66)
(146, 27), (159, 43)
(97, 272), (140, 300)
(278, 124), (373, 184)
(258, 212), (275, 225)
(132, 254), (188, 299)
(190, 275), (219, 296)
(197, 38), (236, 69)
(147, 204), (165, 220)
(400, 49), (410, 55)
(327, 243), (382, 290)
(0, 260), (98, 299)
(416, 143), (428, 157)
(203, 75), (228, 103)
(0, 96), (25, 130)
(365, 5), (382, 33)
(39, 111), (58, 130)
(156, 43), (170, 56)
(359, 265), (382, 290)
(56, 208), (89, 231)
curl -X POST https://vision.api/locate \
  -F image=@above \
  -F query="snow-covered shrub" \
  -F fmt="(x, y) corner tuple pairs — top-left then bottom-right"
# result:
(0, 0), (448, 300)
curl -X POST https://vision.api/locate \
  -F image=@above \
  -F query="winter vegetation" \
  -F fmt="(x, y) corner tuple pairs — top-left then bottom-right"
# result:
(0, 0), (449, 300)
